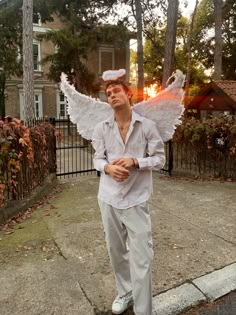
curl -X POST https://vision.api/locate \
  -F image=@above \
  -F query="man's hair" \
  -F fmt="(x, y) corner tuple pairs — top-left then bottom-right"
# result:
(104, 79), (133, 100)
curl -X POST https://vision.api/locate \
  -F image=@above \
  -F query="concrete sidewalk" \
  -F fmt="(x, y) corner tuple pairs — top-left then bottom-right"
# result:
(0, 174), (235, 315)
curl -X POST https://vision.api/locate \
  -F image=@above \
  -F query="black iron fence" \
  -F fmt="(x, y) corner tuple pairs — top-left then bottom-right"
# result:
(52, 117), (96, 178)
(53, 116), (173, 177)
(162, 141), (173, 176)
(173, 142), (236, 178)
(2, 115), (233, 208)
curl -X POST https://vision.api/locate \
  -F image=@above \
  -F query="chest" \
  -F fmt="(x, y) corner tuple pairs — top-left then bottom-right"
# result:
(119, 128), (129, 144)
(104, 122), (147, 157)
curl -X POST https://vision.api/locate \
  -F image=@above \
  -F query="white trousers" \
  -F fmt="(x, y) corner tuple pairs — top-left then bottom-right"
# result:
(98, 199), (153, 315)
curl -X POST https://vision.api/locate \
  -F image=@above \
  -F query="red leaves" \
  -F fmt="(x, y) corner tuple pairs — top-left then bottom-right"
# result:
(55, 128), (63, 142)
(0, 117), (57, 208)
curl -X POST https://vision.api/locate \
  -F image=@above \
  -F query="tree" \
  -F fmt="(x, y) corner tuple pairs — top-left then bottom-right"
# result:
(40, 20), (131, 94)
(213, 0), (223, 80)
(143, 26), (166, 86)
(185, 0), (199, 97)
(142, 15), (207, 89)
(162, 0), (179, 88)
(192, 0), (236, 80)
(134, 0), (144, 101)
(40, 29), (101, 94)
(0, 0), (22, 118)
(222, 0), (236, 79)
(0, 0), (66, 118)
(191, 0), (215, 70)
(23, 0), (34, 122)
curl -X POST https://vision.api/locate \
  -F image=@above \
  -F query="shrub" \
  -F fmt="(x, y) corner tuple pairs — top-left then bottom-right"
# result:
(173, 115), (236, 154)
(0, 117), (56, 207)
(173, 115), (236, 177)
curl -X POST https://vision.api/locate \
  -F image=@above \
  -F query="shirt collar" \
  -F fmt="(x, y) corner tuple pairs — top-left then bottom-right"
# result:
(104, 109), (144, 127)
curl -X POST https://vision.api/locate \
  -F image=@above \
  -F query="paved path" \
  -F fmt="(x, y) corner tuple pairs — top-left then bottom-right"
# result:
(0, 174), (235, 315)
(181, 291), (236, 315)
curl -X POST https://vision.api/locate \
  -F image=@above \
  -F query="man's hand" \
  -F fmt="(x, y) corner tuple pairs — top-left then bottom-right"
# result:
(111, 157), (135, 169)
(105, 164), (130, 182)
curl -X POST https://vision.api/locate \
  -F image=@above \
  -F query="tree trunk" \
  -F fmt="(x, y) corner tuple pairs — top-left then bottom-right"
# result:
(162, 0), (179, 88)
(0, 71), (5, 119)
(213, 0), (223, 80)
(134, 0), (144, 102)
(185, 0), (199, 99)
(23, 0), (35, 123)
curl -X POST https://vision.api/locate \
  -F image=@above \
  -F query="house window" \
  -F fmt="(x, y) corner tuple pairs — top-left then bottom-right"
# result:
(19, 90), (43, 120)
(34, 94), (41, 118)
(33, 12), (41, 25)
(57, 92), (68, 118)
(99, 47), (114, 75)
(33, 42), (41, 71)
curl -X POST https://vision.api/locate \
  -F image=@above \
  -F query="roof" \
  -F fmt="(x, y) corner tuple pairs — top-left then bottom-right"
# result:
(214, 81), (236, 103)
(187, 80), (236, 111)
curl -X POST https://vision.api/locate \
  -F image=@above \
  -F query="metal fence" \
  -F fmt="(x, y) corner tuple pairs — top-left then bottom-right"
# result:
(53, 117), (96, 178)
(173, 142), (236, 178)
(53, 116), (173, 178)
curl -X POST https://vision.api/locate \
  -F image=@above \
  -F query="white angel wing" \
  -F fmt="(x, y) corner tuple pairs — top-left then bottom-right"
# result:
(133, 70), (185, 142)
(60, 73), (112, 140)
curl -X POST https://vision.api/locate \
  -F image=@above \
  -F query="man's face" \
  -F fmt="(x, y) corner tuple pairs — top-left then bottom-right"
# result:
(106, 84), (130, 110)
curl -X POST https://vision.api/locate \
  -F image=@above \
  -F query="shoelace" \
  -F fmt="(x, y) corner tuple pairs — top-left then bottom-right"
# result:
(116, 294), (132, 304)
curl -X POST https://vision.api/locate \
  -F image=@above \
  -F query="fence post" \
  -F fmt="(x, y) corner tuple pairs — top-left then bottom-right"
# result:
(49, 116), (57, 173)
(168, 140), (173, 176)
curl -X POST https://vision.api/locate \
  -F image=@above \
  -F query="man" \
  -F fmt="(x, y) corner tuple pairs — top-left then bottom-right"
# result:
(92, 78), (165, 315)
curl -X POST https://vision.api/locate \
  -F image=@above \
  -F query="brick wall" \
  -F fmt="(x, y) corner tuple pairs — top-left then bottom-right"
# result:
(5, 85), (21, 118)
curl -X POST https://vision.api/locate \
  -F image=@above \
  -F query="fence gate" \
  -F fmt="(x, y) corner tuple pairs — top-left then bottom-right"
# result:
(53, 117), (173, 178)
(54, 117), (96, 178)
(162, 141), (173, 176)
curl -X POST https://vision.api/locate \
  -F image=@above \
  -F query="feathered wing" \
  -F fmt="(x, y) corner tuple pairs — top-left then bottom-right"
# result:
(60, 73), (112, 140)
(133, 70), (185, 142)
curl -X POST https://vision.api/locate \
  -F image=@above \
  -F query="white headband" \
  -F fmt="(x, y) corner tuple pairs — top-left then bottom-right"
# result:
(102, 69), (126, 81)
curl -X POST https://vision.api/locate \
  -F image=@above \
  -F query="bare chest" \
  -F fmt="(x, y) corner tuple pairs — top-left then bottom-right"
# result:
(119, 128), (129, 143)
(117, 121), (131, 144)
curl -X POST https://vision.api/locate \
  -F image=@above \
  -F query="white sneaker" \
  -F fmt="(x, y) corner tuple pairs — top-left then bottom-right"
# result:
(112, 291), (133, 314)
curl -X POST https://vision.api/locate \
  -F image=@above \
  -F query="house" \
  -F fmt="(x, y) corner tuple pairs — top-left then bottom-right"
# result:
(186, 81), (236, 119)
(2, 6), (132, 119)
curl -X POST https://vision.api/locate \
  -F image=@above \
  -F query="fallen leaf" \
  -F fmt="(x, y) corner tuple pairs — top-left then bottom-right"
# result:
(3, 231), (14, 235)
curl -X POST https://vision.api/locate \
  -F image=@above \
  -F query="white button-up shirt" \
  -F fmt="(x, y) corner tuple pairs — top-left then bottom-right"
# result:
(92, 111), (165, 209)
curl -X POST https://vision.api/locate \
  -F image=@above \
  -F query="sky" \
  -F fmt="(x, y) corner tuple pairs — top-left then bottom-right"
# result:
(180, 0), (197, 17)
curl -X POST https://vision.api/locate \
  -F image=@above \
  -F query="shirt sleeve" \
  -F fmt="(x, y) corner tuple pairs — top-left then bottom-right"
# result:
(136, 121), (166, 171)
(92, 123), (108, 173)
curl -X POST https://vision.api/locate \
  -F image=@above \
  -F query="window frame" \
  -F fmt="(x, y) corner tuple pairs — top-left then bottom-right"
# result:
(57, 90), (68, 118)
(33, 12), (42, 26)
(98, 47), (115, 76)
(33, 41), (41, 72)
(19, 89), (43, 120)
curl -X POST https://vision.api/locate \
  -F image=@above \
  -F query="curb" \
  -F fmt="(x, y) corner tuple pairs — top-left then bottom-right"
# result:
(152, 262), (236, 315)
(0, 173), (58, 225)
